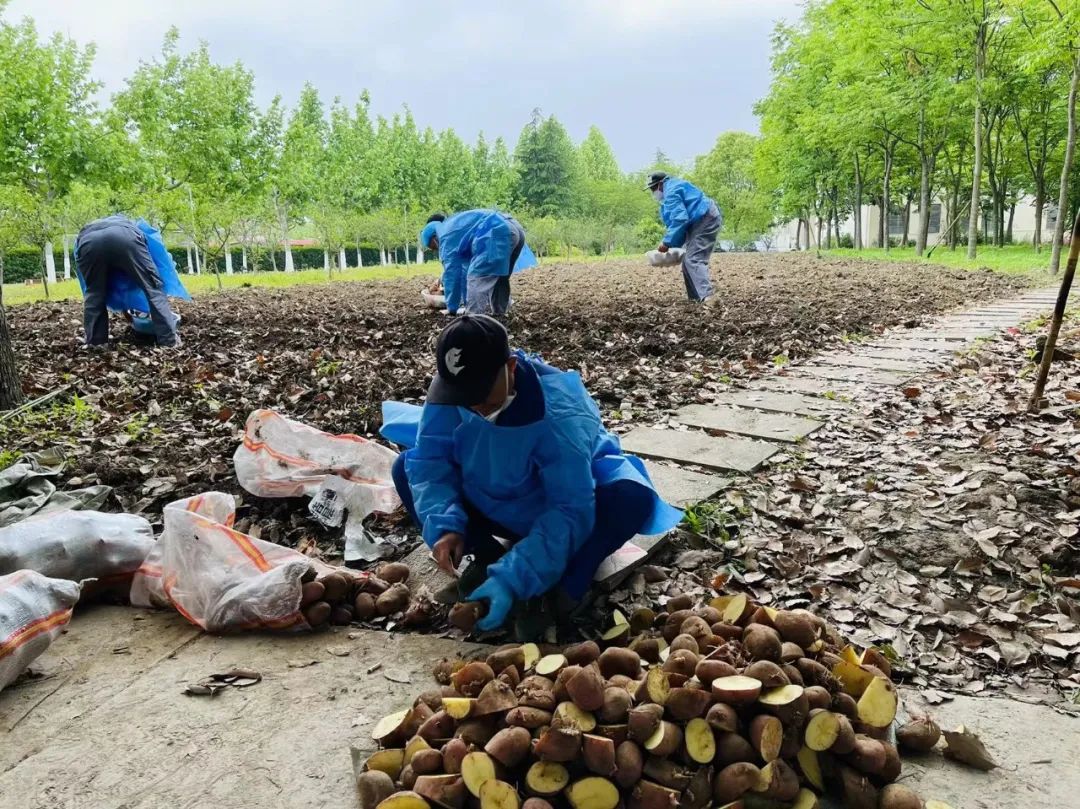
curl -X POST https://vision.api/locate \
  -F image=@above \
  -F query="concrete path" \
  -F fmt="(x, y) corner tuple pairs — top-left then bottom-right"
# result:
(3, 607), (1076, 809)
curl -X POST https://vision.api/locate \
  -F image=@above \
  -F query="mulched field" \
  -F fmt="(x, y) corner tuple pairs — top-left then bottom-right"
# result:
(3, 253), (1025, 535)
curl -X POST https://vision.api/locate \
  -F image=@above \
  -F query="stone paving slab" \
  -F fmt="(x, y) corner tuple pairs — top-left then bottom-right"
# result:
(841, 346), (952, 364)
(621, 426), (780, 473)
(892, 330), (993, 341)
(867, 339), (962, 353)
(641, 460), (729, 506)
(750, 376), (864, 398)
(814, 354), (926, 373)
(791, 365), (913, 385)
(673, 403), (822, 443)
(711, 389), (851, 417)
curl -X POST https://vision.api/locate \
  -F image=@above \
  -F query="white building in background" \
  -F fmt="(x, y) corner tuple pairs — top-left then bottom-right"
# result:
(767, 195), (1055, 251)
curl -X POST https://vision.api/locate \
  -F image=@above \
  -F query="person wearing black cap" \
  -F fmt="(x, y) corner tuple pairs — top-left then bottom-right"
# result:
(645, 171), (723, 303)
(381, 315), (683, 636)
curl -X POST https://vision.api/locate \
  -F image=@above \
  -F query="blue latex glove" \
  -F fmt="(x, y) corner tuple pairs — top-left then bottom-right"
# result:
(469, 577), (514, 632)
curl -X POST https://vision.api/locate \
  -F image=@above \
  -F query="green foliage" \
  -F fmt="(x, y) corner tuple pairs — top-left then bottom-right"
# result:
(693, 131), (775, 243)
(514, 110), (581, 216)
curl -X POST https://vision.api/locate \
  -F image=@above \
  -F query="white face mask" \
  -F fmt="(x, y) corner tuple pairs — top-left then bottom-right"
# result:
(479, 371), (515, 423)
(652, 189), (664, 202)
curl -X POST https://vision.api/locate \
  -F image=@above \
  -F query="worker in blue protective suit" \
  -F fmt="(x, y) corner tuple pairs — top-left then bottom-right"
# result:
(646, 171), (723, 304)
(420, 209), (535, 316)
(74, 215), (190, 348)
(380, 315), (683, 638)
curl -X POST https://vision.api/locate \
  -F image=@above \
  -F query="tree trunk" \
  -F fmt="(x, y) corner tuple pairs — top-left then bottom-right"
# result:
(339, 247), (348, 270)
(225, 249), (234, 275)
(417, 238), (425, 264)
(1007, 201), (1016, 243)
(186, 245), (194, 274)
(825, 209), (833, 249)
(901, 197), (912, 247)
(967, 29), (986, 259)
(62, 235), (71, 280)
(854, 154), (864, 250)
(193, 244), (202, 274)
(816, 217), (824, 253)
(380, 247), (388, 266)
(0, 253), (23, 409)
(356, 242), (364, 268)
(324, 249), (331, 275)
(1034, 189), (1045, 252)
(44, 242), (57, 284)
(916, 155), (932, 256)
(1051, 56), (1080, 274)
(795, 218), (802, 251)
(242, 246), (248, 271)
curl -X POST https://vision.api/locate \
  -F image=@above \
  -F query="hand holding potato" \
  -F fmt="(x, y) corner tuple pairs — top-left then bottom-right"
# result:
(468, 577), (513, 631)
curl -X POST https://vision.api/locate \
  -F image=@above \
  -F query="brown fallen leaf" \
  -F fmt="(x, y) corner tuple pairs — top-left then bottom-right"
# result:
(943, 725), (998, 771)
(903, 386), (922, 399)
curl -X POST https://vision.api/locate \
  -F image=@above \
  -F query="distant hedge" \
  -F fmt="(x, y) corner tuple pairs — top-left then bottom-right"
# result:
(2, 244), (420, 284)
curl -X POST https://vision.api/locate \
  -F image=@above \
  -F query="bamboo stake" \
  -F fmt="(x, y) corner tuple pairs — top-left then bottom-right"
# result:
(1028, 208), (1080, 412)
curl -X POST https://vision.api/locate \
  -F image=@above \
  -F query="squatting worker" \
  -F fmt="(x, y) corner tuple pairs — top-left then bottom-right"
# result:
(74, 215), (182, 348)
(646, 171), (723, 304)
(383, 315), (683, 634)
(420, 209), (528, 316)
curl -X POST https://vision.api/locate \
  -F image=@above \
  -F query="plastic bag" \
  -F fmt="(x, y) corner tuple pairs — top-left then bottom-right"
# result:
(0, 570), (81, 691)
(421, 290), (447, 310)
(0, 510), (154, 588)
(646, 248), (685, 267)
(130, 491), (365, 632)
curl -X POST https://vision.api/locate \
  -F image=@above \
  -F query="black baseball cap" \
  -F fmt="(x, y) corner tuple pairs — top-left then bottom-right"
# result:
(427, 315), (511, 406)
(645, 171), (668, 190)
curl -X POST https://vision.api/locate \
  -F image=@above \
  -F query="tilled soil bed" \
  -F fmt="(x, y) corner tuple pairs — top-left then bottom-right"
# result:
(2, 254), (1026, 529)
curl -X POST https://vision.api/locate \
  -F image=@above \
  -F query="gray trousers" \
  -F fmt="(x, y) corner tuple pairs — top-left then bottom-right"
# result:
(75, 218), (179, 347)
(681, 203), (722, 301)
(465, 217), (524, 316)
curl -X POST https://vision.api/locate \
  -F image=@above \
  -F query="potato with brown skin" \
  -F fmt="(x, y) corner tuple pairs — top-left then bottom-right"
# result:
(880, 742), (902, 783)
(628, 781), (680, 809)
(474, 680), (518, 716)
(711, 623), (744, 642)
(833, 691), (859, 720)
(662, 610), (694, 643)
(629, 636), (665, 664)
(781, 664), (805, 687)
(628, 703), (664, 742)
(376, 562), (411, 584)
(399, 765), (418, 791)
(614, 741), (644, 788)
(598, 647), (641, 679)
(498, 666), (521, 688)
(803, 685), (832, 711)
(879, 784), (922, 809)
(361, 576), (391, 596)
(772, 611), (818, 648)
(553, 664), (582, 702)
(661, 649), (699, 678)
(679, 616), (713, 646)
(749, 714), (784, 762)
(301, 579), (326, 606)
(376, 583), (411, 616)
(643, 721), (683, 757)
(711, 675), (763, 706)
(796, 658), (839, 692)
(861, 647), (892, 678)
(455, 719), (496, 747)
(714, 732), (757, 766)
(845, 735), (886, 775)
(697, 605), (723, 625)
(441, 738), (469, 775)
(682, 765), (715, 809)
(410, 748), (444, 775)
(417, 710), (455, 742)
(320, 573), (349, 603)
(597, 686), (633, 724)
(567, 664), (605, 712)
(669, 634), (701, 655)
(486, 645), (526, 673)
(742, 661), (790, 688)
(449, 602), (486, 633)
(837, 764), (878, 809)
(303, 600), (332, 627)
(353, 592), (378, 621)
(452, 662), (495, 698)
(505, 707), (553, 729)
(583, 734), (618, 776)
(759, 684), (810, 728)
(695, 658), (738, 687)
(485, 726), (531, 768)
(417, 690), (444, 712)
(780, 642), (805, 663)
(896, 717), (941, 753)
(742, 625), (783, 662)
(413, 775), (468, 809)
(357, 770), (397, 809)
(564, 640), (601, 666)
(534, 726), (583, 762)
(713, 762), (761, 804)
(705, 702), (739, 734)
(664, 687), (711, 721)
(607, 673), (637, 690)
(757, 759), (800, 802)
(595, 724), (628, 746)
(642, 758), (695, 790)
(667, 594), (694, 612)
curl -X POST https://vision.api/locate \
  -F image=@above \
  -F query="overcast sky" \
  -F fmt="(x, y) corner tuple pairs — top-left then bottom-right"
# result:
(6, 0), (802, 172)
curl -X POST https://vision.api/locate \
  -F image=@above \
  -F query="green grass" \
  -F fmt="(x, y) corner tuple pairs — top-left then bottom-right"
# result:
(824, 244), (1054, 277)
(1, 263), (439, 306)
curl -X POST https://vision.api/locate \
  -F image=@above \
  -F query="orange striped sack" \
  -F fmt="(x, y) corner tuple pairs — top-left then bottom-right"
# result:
(0, 570), (81, 691)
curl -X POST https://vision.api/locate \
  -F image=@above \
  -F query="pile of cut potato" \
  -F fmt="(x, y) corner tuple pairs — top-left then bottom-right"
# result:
(357, 592), (955, 809)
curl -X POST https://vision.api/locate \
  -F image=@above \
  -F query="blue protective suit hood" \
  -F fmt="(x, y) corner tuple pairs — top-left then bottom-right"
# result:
(420, 221), (442, 250)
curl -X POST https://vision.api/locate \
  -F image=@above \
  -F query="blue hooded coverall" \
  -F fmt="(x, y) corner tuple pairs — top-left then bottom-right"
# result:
(381, 353), (683, 627)
(427, 210), (530, 315)
(74, 216), (190, 346)
(658, 178), (723, 302)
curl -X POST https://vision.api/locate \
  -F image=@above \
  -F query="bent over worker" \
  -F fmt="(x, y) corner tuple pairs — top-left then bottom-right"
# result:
(381, 315), (683, 637)
(646, 171), (723, 303)
(420, 209), (529, 316)
(74, 215), (183, 348)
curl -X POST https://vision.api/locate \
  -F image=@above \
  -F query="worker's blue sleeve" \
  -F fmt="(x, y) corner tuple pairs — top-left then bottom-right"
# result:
(485, 423), (597, 601)
(404, 404), (468, 546)
(661, 192), (692, 248)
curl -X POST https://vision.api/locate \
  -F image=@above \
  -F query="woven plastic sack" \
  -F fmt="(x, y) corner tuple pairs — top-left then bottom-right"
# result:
(646, 248), (685, 267)
(0, 510), (154, 587)
(0, 570), (81, 691)
(130, 491), (364, 632)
